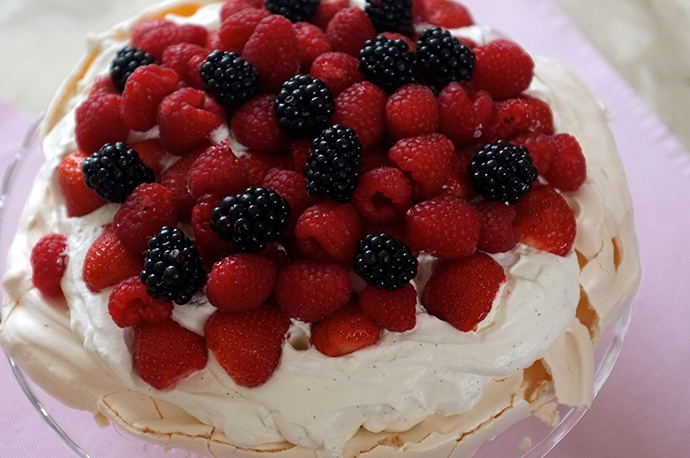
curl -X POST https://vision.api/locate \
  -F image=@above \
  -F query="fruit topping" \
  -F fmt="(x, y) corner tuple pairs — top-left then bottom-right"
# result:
(295, 201), (362, 264)
(109, 46), (157, 91)
(137, 23), (208, 60)
(311, 301), (380, 357)
(262, 168), (319, 227)
(388, 133), (454, 193)
(161, 43), (210, 86)
(437, 83), (493, 146)
(471, 200), (520, 254)
(423, 0), (474, 29)
(200, 50), (260, 109)
(231, 94), (290, 154)
(75, 93), (129, 154)
(191, 193), (234, 261)
(472, 39), (534, 100)
(275, 74), (335, 137)
(108, 276), (173, 328)
(359, 283), (417, 332)
(352, 167), (412, 224)
(385, 83), (440, 140)
(206, 254), (277, 312)
(359, 36), (416, 93)
(158, 144), (208, 222)
(294, 22), (333, 67)
(83, 227), (144, 293)
(309, 52), (365, 96)
(187, 140), (249, 200)
(30, 234), (68, 298)
(365, 0), (414, 35)
(312, 0), (349, 31)
(416, 27), (475, 89)
(331, 81), (386, 149)
(326, 7), (377, 57)
(469, 140), (537, 204)
(510, 133), (557, 176)
(353, 232), (418, 291)
(57, 151), (107, 217)
(219, 8), (271, 52)
(120, 64), (180, 132)
(545, 133), (587, 192)
(266, 0), (319, 22)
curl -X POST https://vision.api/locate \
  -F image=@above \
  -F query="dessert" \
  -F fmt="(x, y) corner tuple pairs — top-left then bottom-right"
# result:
(0, 0), (641, 457)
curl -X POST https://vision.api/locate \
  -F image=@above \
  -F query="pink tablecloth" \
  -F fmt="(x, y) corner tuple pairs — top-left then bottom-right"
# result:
(0, 0), (687, 456)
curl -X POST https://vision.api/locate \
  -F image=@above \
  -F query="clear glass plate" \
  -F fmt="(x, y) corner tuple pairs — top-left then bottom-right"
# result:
(0, 118), (635, 458)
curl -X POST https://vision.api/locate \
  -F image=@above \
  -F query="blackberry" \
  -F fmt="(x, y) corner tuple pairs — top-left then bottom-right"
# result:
(200, 50), (260, 109)
(275, 74), (335, 138)
(304, 124), (362, 203)
(469, 141), (538, 204)
(141, 226), (206, 305)
(354, 233), (418, 291)
(210, 187), (291, 253)
(82, 142), (154, 203)
(359, 36), (417, 93)
(265, 0), (319, 22)
(416, 27), (475, 89)
(110, 46), (157, 91)
(365, 0), (414, 35)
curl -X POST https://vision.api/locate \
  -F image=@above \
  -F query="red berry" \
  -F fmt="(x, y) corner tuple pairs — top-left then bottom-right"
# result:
(262, 169), (319, 226)
(385, 84), (439, 140)
(157, 88), (226, 155)
(134, 319), (208, 390)
(242, 15), (300, 92)
(291, 138), (313, 174)
(75, 93), (129, 153)
(544, 134), (587, 192)
(108, 276), (173, 328)
(158, 144), (209, 221)
(511, 133), (557, 175)
(187, 140), (249, 200)
(162, 43), (210, 87)
(332, 81), (387, 149)
(191, 193), (234, 259)
(83, 228), (143, 292)
(295, 201), (362, 264)
(219, 8), (271, 53)
(130, 139), (165, 176)
(438, 83), (493, 146)
(407, 195), (481, 260)
(471, 200), (520, 253)
(423, 0), (474, 29)
(205, 303), (290, 387)
(57, 151), (107, 217)
(326, 7), (376, 57)
(423, 253), (506, 332)
(276, 260), (352, 322)
(231, 94), (290, 154)
(311, 301), (380, 357)
(30, 234), (68, 298)
(388, 133), (454, 193)
(185, 54), (208, 90)
(483, 98), (534, 143)
(521, 95), (555, 135)
(513, 184), (577, 256)
(90, 75), (120, 96)
(120, 64), (180, 132)
(359, 284), (417, 332)
(239, 150), (293, 187)
(207, 254), (277, 312)
(361, 147), (394, 173)
(472, 40), (534, 100)
(352, 167), (412, 225)
(263, 241), (291, 271)
(310, 52), (365, 96)
(437, 152), (477, 200)
(294, 22), (332, 68)
(131, 19), (172, 47)
(311, 0), (349, 30)
(137, 23), (208, 60)
(220, 0), (255, 22)
(412, 0), (427, 22)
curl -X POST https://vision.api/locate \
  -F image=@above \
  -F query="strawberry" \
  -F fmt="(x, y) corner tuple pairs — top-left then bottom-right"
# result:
(83, 227), (143, 292)
(311, 301), (380, 357)
(57, 151), (107, 217)
(205, 303), (290, 387)
(512, 184), (577, 256)
(422, 253), (506, 332)
(134, 319), (208, 390)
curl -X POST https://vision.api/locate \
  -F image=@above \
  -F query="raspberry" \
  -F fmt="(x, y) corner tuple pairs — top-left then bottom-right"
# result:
(359, 284), (416, 332)
(385, 84), (439, 140)
(294, 22), (333, 68)
(310, 52), (365, 97)
(57, 151), (107, 217)
(185, 54), (208, 89)
(332, 81), (387, 149)
(439, 151), (477, 200)
(291, 138), (313, 173)
(137, 23), (208, 60)
(218, 8), (271, 53)
(360, 147), (394, 173)
(127, 140), (163, 176)
(311, 0), (349, 30)
(120, 64), (179, 132)
(326, 7), (377, 57)
(220, 0), (255, 22)
(90, 75), (120, 96)
(207, 254), (277, 312)
(231, 94), (290, 154)
(388, 133), (454, 193)
(406, 195), (481, 260)
(424, 0), (474, 29)
(470, 141), (537, 204)
(365, 0), (414, 35)
(483, 98), (535, 143)
(187, 140), (249, 200)
(275, 74), (335, 137)
(521, 95), (555, 135)
(472, 39), (534, 100)
(75, 93), (129, 154)
(191, 193), (234, 260)
(411, 0), (427, 23)
(275, 260), (352, 322)
(239, 150), (293, 186)
(158, 144), (208, 221)
(266, 0), (319, 22)
(113, 183), (178, 254)
(157, 88), (225, 155)
(352, 167), (412, 224)
(416, 27), (475, 89)
(108, 276), (173, 328)
(545, 133), (587, 192)
(30, 234), (68, 298)
(262, 169), (319, 225)
(131, 19), (172, 47)
(511, 133), (556, 175)
(471, 200), (520, 253)
(353, 232), (417, 290)
(110, 46), (158, 92)
(162, 43), (209, 86)
(295, 201), (362, 264)
(438, 83), (493, 146)
(311, 301), (380, 356)
(243, 15), (301, 92)
(359, 36), (416, 93)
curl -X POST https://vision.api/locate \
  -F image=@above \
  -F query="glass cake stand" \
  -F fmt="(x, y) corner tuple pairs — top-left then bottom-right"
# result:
(0, 118), (635, 458)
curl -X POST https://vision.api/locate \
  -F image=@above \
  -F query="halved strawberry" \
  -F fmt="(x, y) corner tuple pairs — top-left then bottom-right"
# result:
(311, 301), (380, 357)
(512, 184), (577, 256)
(83, 227), (143, 292)
(57, 151), (107, 217)
(134, 319), (208, 390)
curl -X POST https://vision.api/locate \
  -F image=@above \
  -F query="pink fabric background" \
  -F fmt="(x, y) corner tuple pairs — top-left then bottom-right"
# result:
(0, 0), (686, 456)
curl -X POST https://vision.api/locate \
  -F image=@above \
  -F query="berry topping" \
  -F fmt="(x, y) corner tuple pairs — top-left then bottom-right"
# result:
(312, 0), (349, 30)
(416, 27), (475, 90)
(295, 201), (363, 264)
(200, 50), (260, 109)
(57, 151), (107, 217)
(141, 226), (207, 304)
(359, 36), (416, 93)
(75, 93), (129, 154)
(326, 7), (377, 57)
(205, 303), (290, 387)
(437, 83), (493, 146)
(388, 133), (454, 193)
(120, 64), (180, 132)
(239, 151), (293, 188)
(365, 0), (414, 35)
(262, 168), (319, 225)
(220, 0), (255, 22)
(353, 232), (418, 291)
(510, 133), (557, 175)
(191, 194), (234, 261)
(472, 39), (534, 100)
(275, 74), (335, 137)
(304, 124), (362, 203)
(311, 301), (380, 357)
(469, 140), (538, 204)
(108, 276), (174, 328)
(423, 0), (474, 29)
(110, 46), (157, 91)
(309, 52), (365, 96)
(162, 43), (210, 87)
(276, 260), (352, 322)
(359, 283), (417, 332)
(210, 187), (291, 253)
(131, 19), (173, 47)
(471, 200), (520, 254)
(134, 319), (208, 390)
(30, 234), (68, 298)
(294, 22), (333, 67)
(206, 254), (277, 312)
(158, 144), (208, 222)
(332, 81), (387, 149)
(137, 23), (208, 60)
(129, 139), (165, 176)
(265, 0), (319, 22)
(81, 142), (154, 203)
(544, 133), (587, 192)
(187, 140), (249, 200)
(482, 98), (535, 143)
(218, 8), (271, 52)
(423, 252), (506, 332)
(521, 95), (555, 135)
(352, 167), (412, 224)
(385, 83), (439, 140)
(231, 94), (290, 154)
(83, 228), (144, 293)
